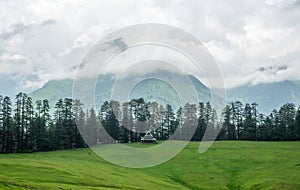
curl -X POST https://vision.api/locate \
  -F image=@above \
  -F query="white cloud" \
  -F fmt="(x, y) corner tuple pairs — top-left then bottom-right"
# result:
(0, 53), (32, 75)
(60, 25), (104, 56)
(0, 0), (299, 95)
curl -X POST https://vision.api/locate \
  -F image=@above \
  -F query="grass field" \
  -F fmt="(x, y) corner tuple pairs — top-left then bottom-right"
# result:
(0, 141), (299, 190)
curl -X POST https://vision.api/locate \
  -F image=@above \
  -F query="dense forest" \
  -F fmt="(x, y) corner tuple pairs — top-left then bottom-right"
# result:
(0, 93), (300, 153)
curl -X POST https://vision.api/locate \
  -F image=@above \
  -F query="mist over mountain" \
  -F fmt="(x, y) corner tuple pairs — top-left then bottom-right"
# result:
(29, 71), (211, 112)
(227, 80), (300, 113)
(29, 71), (300, 114)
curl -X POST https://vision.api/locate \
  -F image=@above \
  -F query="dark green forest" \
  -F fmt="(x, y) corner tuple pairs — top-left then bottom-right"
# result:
(0, 93), (300, 153)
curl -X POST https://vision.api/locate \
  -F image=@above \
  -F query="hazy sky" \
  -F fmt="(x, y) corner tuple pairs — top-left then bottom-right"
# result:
(0, 0), (299, 96)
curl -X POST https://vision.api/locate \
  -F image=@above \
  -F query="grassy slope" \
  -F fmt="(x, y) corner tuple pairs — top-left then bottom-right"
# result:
(0, 141), (299, 190)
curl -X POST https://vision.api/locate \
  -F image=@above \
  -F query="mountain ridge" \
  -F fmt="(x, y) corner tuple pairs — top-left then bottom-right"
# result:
(29, 75), (300, 114)
(29, 72), (212, 111)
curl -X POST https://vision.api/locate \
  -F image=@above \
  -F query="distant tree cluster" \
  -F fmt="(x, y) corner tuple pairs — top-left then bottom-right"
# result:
(219, 101), (300, 141)
(0, 93), (300, 153)
(0, 93), (87, 153)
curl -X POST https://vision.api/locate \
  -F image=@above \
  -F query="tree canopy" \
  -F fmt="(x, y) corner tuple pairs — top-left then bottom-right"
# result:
(0, 93), (299, 153)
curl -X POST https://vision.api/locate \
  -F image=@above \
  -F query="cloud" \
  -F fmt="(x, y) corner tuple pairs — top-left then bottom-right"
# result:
(0, 53), (32, 75)
(258, 65), (288, 73)
(0, 23), (29, 40)
(41, 19), (56, 26)
(0, 0), (299, 96)
(60, 25), (105, 56)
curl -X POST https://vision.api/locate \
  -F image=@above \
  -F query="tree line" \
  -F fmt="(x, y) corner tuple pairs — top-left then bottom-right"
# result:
(219, 101), (300, 141)
(0, 93), (300, 153)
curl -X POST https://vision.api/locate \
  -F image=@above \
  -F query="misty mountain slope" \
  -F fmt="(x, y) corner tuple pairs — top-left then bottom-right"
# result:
(30, 73), (300, 114)
(128, 75), (211, 110)
(29, 72), (211, 111)
(30, 79), (73, 106)
(227, 80), (300, 113)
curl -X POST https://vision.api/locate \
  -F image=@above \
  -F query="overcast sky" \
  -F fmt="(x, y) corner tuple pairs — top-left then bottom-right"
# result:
(0, 0), (299, 96)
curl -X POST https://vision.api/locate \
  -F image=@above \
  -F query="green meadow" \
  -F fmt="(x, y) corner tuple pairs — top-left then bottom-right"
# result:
(0, 141), (299, 190)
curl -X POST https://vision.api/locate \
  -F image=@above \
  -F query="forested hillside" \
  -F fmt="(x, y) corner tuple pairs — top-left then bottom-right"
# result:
(227, 80), (300, 113)
(29, 74), (300, 114)
(29, 73), (211, 113)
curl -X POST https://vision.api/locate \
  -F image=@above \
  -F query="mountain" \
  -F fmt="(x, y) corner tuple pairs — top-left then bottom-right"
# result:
(30, 79), (73, 107)
(29, 71), (211, 111)
(29, 73), (300, 114)
(227, 80), (300, 113)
